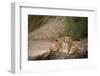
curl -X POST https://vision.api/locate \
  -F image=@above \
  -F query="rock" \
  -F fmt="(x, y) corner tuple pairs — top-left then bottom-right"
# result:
(28, 49), (88, 60)
(28, 51), (50, 60)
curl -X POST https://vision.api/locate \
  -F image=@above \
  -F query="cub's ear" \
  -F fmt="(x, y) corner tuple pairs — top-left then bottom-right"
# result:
(63, 36), (67, 39)
(68, 36), (71, 39)
(68, 36), (72, 41)
(63, 36), (66, 38)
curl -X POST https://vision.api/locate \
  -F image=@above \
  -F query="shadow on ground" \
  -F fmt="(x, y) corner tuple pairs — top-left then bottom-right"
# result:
(28, 49), (88, 60)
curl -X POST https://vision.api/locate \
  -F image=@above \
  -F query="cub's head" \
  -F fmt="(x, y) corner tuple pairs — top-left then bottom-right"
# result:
(55, 37), (63, 42)
(63, 36), (72, 43)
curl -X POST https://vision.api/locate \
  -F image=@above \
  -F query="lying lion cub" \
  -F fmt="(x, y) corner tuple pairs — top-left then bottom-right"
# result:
(63, 36), (81, 54)
(50, 38), (62, 52)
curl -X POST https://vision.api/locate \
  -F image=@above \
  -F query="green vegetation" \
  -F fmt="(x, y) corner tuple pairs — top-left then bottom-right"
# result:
(28, 15), (43, 32)
(28, 15), (88, 40)
(28, 15), (55, 32)
(63, 16), (88, 40)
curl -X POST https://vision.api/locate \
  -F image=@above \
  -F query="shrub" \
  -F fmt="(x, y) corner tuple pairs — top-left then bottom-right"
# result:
(63, 16), (88, 40)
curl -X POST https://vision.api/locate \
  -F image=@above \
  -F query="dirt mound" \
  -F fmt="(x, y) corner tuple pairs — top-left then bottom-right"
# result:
(29, 17), (65, 40)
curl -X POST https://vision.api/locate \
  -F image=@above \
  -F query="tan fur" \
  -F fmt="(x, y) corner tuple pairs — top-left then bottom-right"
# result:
(50, 38), (62, 52)
(63, 36), (81, 54)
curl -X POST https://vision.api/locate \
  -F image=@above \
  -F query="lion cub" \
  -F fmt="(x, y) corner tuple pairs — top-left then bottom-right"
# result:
(63, 36), (81, 54)
(50, 38), (62, 52)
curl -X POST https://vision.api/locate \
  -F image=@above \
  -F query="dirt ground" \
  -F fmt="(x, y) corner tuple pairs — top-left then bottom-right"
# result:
(28, 38), (88, 60)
